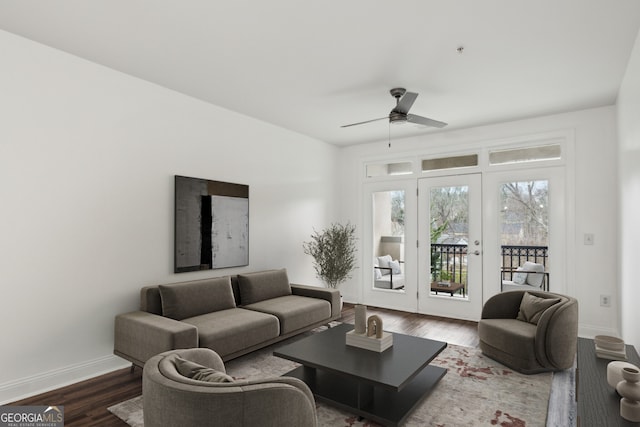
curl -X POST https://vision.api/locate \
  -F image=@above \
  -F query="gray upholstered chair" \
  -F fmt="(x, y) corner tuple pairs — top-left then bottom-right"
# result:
(143, 348), (317, 427)
(478, 290), (578, 374)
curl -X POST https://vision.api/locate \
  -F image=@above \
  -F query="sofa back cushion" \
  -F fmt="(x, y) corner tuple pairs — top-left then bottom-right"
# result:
(238, 269), (291, 305)
(158, 276), (236, 320)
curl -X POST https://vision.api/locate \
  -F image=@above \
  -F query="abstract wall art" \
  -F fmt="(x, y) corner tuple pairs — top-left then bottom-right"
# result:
(175, 175), (249, 272)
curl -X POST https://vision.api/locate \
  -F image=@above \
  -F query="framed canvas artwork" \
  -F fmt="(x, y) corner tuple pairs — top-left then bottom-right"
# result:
(175, 175), (249, 272)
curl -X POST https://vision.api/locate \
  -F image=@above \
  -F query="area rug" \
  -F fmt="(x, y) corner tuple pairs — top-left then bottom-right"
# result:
(109, 328), (566, 427)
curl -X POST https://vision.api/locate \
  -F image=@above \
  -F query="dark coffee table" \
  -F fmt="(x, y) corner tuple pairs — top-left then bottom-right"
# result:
(273, 323), (447, 427)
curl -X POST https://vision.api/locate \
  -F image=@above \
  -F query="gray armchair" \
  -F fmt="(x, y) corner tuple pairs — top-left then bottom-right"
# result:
(478, 290), (578, 374)
(143, 348), (317, 427)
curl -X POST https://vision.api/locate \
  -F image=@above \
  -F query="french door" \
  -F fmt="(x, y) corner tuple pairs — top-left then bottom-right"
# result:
(417, 174), (483, 321)
(362, 167), (565, 321)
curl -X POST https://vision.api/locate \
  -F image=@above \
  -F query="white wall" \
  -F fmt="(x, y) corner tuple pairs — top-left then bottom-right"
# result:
(0, 30), (338, 402)
(618, 28), (640, 349)
(337, 106), (621, 341)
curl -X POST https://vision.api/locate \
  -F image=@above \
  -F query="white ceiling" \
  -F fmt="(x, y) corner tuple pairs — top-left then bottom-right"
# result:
(1, 1), (639, 146)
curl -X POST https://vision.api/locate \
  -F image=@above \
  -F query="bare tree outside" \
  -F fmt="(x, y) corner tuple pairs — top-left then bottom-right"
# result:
(430, 186), (469, 242)
(500, 181), (549, 246)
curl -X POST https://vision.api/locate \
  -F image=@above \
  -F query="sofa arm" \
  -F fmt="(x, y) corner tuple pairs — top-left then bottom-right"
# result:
(291, 283), (341, 319)
(114, 311), (198, 367)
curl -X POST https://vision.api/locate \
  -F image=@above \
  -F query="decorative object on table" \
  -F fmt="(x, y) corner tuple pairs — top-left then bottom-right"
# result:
(346, 314), (393, 352)
(594, 335), (628, 360)
(367, 315), (383, 338)
(174, 176), (249, 272)
(607, 361), (638, 389)
(616, 366), (640, 422)
(354, 304), (367, 334)
(303, 222), (357, 289)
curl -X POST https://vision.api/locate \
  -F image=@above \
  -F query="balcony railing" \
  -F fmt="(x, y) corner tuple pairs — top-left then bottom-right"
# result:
(501, 245), (549, 280)
(430, 244), (549, 284)
(431, 243), (468, 284)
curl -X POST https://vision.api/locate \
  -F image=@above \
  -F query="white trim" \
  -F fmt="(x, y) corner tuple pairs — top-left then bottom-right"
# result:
(0, 355), (130, 405)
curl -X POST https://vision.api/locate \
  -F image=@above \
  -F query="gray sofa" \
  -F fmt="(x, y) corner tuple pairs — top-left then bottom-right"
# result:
(115, 269), (341, 367)
(143, 348), (317, 427)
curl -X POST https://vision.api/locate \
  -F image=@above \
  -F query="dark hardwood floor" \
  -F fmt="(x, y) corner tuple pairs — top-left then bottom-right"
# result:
(8, 304), (478, 426)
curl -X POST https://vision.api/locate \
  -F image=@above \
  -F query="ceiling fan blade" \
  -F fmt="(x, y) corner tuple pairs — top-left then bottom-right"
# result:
(393, 92), (418, 114)
(407, 114), (448, 128)
(341, 116), (389, 128)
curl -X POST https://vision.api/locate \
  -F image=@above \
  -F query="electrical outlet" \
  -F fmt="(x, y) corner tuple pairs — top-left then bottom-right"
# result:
(600, 294), (611, 307)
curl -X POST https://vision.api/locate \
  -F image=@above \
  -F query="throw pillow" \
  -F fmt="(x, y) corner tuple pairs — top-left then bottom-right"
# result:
(516, 292), (561, 325)
(158, 276), (236, 320)
(374, 267), (383, 280)
(389, 260), (402, 275)
(512, 267), (528, 285)
(522, 261), (545, 288)
(237, 269), (292, 305)
(377, 255), (393, 276)
(174, 356), (234, 383)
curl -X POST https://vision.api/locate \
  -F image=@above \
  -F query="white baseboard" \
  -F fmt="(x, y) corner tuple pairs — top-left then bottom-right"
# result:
(579, 323), (620, 339)
(0, 355), (130, 405)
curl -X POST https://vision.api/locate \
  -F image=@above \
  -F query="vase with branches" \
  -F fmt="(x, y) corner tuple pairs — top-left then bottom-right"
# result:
(303, 222), (357, 289)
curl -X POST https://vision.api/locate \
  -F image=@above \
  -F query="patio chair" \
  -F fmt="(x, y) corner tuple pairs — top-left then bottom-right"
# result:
(501, 261), (549, 292)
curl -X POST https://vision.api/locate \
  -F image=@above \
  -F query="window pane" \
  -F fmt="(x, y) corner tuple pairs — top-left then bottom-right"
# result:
(489, 144), (561, 165)
(422, 154), (478, 172)
(366, 162), (412, 177)
(499, 180), (550, 285)
(372, 190), (405, 292)
(429, 186), (469, 299)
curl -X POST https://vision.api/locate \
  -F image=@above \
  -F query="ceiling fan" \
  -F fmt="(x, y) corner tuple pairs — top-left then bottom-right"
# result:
(341, 87), (447, 129)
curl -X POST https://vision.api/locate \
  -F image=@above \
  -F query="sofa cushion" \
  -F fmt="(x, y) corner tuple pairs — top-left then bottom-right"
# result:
(516, 291), (560, 325)
(158, 276), (236, 320)
(237, 269), (292, 305)
(243, 295), (331, 334)
(174, 356), (233, 383)
(183, 308), (280, 358)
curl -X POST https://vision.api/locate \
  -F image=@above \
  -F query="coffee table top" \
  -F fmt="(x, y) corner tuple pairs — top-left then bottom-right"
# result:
(274, 323), (447, 391)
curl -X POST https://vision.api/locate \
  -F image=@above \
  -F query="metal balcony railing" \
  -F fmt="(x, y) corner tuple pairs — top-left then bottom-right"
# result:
(430, 243), (468, 284)
(500, 245), (549, 280)
(430, 244), (549, 285)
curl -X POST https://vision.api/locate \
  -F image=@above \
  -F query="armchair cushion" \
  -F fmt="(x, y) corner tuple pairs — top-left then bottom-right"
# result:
(389, 260), (402, 274)
(238, 269), (292, 305)
(377, 255), (392, 275)
(158, 276), (235, 320)
(522, 261), (545, 287)
(516, 292), (560, 324)
(512, 267), (527, 284)
(174, 356), (234, 383)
